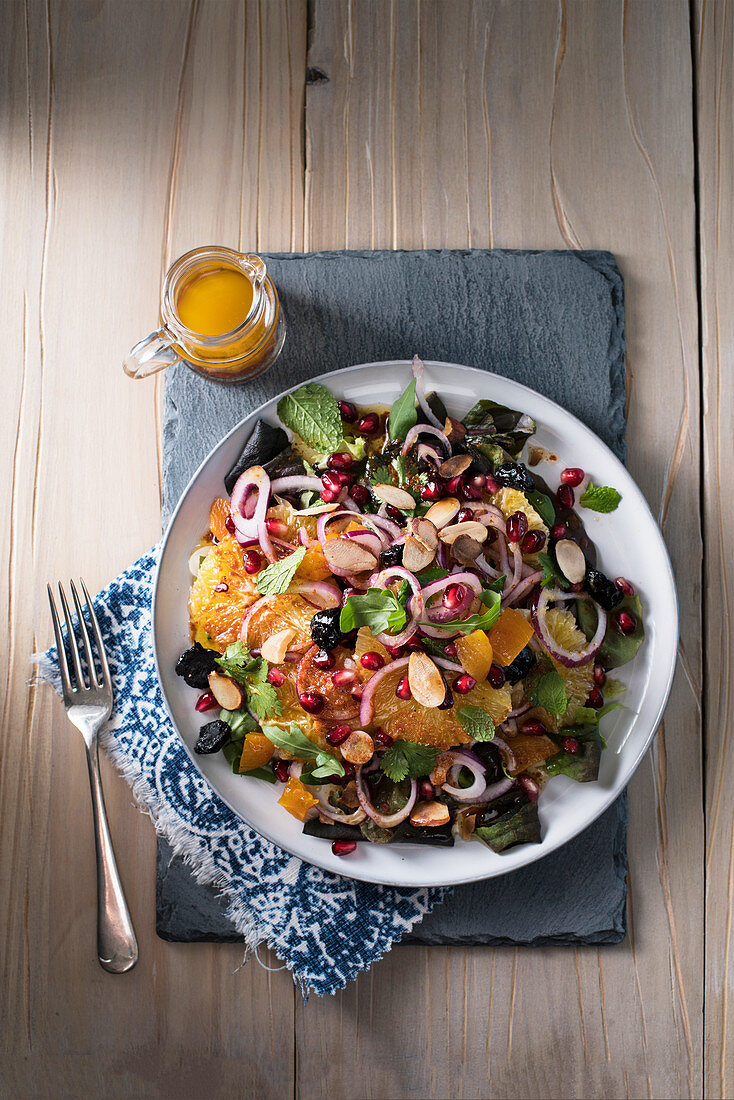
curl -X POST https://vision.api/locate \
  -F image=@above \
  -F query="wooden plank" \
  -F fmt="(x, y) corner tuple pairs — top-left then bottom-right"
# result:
(0, 1), (305, 1095)
(695, 2), (734, 1096)
(299, 2), (702, 1097)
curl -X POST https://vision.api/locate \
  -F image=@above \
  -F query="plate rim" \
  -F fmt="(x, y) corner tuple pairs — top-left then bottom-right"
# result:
(152, 359), (679, 887)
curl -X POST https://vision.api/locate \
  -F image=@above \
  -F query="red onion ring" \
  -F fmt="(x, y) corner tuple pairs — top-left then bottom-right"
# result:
(370, 566), (424, 647)
(343, 529), (383, 558)
(507, 702), (532, 719)
(288, 581), (342, 609)
(356, 765), (418, 828)
(365, 513), (403, 541)
(231, 466), (271, 539)
(502, 570), (542, 608)
(422, 572), (482, 624)
(270, 475), (324, 496)
(433, 656), (464, 675)
(412, 355), (444, 430)
(440, 751), (488, 801)
(415, 443), (441, 466)
(316, 509), (390, 549)
(491, 736), (517, 773)
(359, 655), (410, 726)
(315, 786), (367, 825)
(531, 586), (607, 667)
(401, 422), (451, 457)
(256, 519), (276, 563)
(476, 776), (514, 803)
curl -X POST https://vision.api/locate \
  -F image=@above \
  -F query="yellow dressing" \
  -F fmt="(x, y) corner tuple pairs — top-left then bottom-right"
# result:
(176, 267), (254, 336)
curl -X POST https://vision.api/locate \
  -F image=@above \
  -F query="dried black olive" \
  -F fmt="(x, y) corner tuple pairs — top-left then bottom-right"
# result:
(195, 719), (231, 754)
(310, 607), (348, 651)
(379, 543), (404, 568)
(494, 462), (536, 493)
(584, 569), (624, 611)
(502, 644), (537, 685)
(175, 643), (218, 689)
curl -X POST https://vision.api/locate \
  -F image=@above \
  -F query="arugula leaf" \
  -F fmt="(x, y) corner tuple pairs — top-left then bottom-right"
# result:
(532, 668), (568, 717)
(262, 722), (345, 778)
(216, 643), (282, 722)
(538, 551), (568, 590)
(457, 705), (496, 742)
(220, 706), (258, 737)
(242, 766), (278, 783)
(389, 379), (418, 441)
(340, 588), (407, 636)
(416, 565), (450, 584)
(526, 490), (555, 528)
(277, 383), (343, 452)
(380, 739), (440, 782)
(420, 589), (502, 634)
(256, 547), (306, 595)
(579, 482), (622, 513)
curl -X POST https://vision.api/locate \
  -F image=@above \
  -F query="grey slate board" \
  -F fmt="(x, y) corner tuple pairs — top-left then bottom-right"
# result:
(158, 247), (627, 947)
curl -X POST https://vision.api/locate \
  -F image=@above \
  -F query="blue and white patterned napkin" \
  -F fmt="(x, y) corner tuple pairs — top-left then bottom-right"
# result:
(36, 545), (446, 996)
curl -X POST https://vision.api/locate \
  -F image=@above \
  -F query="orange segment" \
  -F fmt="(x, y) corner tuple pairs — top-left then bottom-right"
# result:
(371, 672), (511, 750)
(243, 594), (317, 654)
(277, 776), (318, 821)
(239, 733), (275, 772)
(456, 630), (493, 681)
(295, 544), (332, 581)
(487, 608), (535, 665)
(354, 628), (391, 681)
(209, 498), (231, 543)
(505, 732), (558, 773)
(188, 535), (260, 652)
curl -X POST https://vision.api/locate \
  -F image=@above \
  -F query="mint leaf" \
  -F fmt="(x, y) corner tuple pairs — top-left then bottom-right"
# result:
(262, 722), (345, 778)
(380, 739), (439, 782)
(534, 668), (568, 716)
(579, 482), (622, 513)
(420, 589), (501, 635)
(538, 551), (568, 590)
(256, 547), (306, 595)
(388, 378), (418, 441)
(277, 383), (343, 452)
(457, 705), (496, 742)
(341, 588), (407, 636)
(526, 490), (555, 528)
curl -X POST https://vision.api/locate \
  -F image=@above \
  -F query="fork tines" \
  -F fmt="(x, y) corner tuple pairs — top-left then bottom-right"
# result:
(47, 580), (111, 700)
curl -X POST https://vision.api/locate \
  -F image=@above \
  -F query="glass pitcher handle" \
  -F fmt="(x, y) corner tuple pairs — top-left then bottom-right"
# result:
(123, 329), (181, 379)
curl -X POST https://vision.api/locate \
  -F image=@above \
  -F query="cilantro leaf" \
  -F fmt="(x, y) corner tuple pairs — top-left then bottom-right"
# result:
(579, 482), (622, 513)
(479, 577), (505, 599)
(215, 641), (259, 682)
(388, 378), (418, 441)
(457, 705), (496, 742)
(525, 490), (555, 528)
(380, 739), (440, 782)
(277, 383), (343, 452)
(532, 668), (568, 716)
(256, 547), (306, 595)
(340, 588), (407, 637)
(262, 722), (345, 778)
(367, 463), (392, 486)
(246, 676), (281, 723)
(420, 589), (502, 635)
(216, 642), (282, 722)
(538, 551), (568, 589)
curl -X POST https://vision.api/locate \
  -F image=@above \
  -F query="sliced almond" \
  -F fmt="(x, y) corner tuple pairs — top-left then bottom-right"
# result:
(451, 534), (483, 565)
(423, 497), (460, 528)
(207, 671), (244, 711)
(429, 752), (453, 786)
(341, 730), (375, 765)
(444, 416), (467, 443)
(408, 652), (448, 709)
(439, 520), (488, 545)
(554, 539), (587, 584)
(322, 537), (379, 574)
(260, 627), (296, 664)
(407, 516), (439, 549)
(410, 800), (451, 827)
(402, 535), (436, 573)
(438, 453), (473, 479)
(372, 483), (416, 510)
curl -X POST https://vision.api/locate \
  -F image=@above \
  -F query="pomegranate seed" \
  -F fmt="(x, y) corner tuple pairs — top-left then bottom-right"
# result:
(445, 475), (463, 495)
(213, 581), (229, 593)
(326, 724), (351, 746)
(267, 667), (286, 686)
(570, 581), (584, 593)
(265, 518), (288, 537)
(521, 530), (546, 554)
(615, 576), (635, 597)
(320, 487), (341, 503)
(586, 686), (604, 709)
(462, 483), (484, 501)
(557, 484), (574, 510)
(444, 642), (458, 658)
(385, 643), (405, 658)
(521, 719), (547, 736)
(333, 471), (351, 486)
(594, 664), (606, 686)
(243, 548), (262, 574)
(484, 527), (498, 545)
(454, 674), (476, 694)
(443, 583), (466, 610)
(321, 470), (342, 494)
(360, 651), (385, 671)
(374, 729), (393, 747)
(332, 668), (356, 687)
(358, 412), (379, 435)
(341, 762), (356, 780)
(457, 507), (474, 523)
(551, 521), (567, 541)
(561, 467), (585, 487)
(518, 775), (540, 801)
(386, 505), (403, 522)
(488, 664), (505, 688)
(339, 400), (358, 423)
(312, 649), (335, 670)
(506, 511), (529, 543)
(616, 610), (637, 635)
(195, 691), (217, 712)
(406, 634), (424, 650)
(351, 683), (363, 700)
(225, 515), (236, 533)
(485, 475), (499, 494)
(396, 675), (412, 700)
(421, 481), (441, 501)
(299, 691), (325, 714)
(469, 474), (487, 490)
(561, 736), (580, 754)
(273, 760), (290, 783)
(327, 451), (354, 471)
(420, 780), (435, 800)
(332, 840), (357, 856)
(349, 484), (371, 507)
(438, 686), (454, 709)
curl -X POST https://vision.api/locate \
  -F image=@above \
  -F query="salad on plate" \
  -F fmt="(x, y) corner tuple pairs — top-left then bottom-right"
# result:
(175, 357), (644, 858)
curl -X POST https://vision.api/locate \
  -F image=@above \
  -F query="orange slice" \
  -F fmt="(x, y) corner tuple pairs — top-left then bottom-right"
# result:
(243, 593), (316, 654)
(188, 535), (260, 652)
(371, 671), (511, 750)
(208, 498), (231, 543)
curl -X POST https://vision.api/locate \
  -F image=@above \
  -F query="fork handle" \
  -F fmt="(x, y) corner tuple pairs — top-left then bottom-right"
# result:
(85, 740), (139, 973)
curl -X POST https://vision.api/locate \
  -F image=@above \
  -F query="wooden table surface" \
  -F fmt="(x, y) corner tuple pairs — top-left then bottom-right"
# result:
(1, 1), (729, 1096)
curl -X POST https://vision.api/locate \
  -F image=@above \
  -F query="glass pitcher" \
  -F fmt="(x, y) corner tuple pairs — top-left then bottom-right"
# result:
(123, 246), (286, 384)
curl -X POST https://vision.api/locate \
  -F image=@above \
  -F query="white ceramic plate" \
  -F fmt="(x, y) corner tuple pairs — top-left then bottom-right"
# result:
(153, 360), (678, 887)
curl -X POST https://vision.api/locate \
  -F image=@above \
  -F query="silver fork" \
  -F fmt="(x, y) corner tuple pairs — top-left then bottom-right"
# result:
(47, 580), (138, 974)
